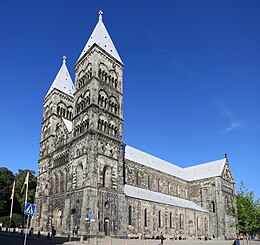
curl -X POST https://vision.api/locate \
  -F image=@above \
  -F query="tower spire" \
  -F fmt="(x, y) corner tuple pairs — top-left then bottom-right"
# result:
(45, 56), (75, 97)
(77, 10), (122, 64)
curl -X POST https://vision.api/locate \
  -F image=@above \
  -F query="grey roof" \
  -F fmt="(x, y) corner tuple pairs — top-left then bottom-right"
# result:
(124, 184), (208, 212)
(46, 57), (75, 98)
(77, 11), (122, 63)
(62, 118), (72, 132)
(124, 145), (226, 181)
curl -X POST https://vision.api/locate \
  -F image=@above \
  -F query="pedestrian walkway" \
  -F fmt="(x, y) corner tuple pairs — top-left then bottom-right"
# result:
(63, 237), (260, 245)
(1, 229), (259, 245)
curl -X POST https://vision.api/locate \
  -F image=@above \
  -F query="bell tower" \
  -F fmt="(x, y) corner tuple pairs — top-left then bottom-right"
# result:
(72, 11), (126, 236)
(35, 56), (75, 232)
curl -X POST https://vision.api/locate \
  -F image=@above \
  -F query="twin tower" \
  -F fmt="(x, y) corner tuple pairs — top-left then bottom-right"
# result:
(34, 11), (126, 236)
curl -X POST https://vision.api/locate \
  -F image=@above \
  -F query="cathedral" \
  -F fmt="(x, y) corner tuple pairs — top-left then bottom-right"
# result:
(34, 11), (237, 239)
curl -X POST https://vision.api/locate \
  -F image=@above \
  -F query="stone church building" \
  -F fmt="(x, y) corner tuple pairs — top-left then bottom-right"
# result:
(34, 12), (237, 239)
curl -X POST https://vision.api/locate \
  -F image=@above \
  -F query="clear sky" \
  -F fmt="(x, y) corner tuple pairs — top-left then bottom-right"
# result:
(0, 1), (259, 199)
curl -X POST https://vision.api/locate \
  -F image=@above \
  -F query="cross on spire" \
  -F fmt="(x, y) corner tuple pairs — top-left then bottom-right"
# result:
(63, 56), (67, 65)
(98, 10), (103, 21)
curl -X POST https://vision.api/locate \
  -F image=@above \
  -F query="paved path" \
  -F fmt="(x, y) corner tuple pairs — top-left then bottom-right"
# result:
(64, 237), (260, 245)
(1, 231), (259, 245)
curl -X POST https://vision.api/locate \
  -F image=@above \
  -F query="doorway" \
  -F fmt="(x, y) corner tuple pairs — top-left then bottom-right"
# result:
(52, 205), (62, 232)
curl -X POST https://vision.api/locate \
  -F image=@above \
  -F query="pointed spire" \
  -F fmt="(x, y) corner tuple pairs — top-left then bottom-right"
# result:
(77, 11), (122, 64)
(45, 56), (75, 98)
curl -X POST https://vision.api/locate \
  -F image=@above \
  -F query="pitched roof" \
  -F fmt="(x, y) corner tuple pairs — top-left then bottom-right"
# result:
(125, 145), (186, 179)
(124, 145), (226, 181)
(124, 184), (208, 212)
(184, 159), (226, 181)
(46, 56), (75, 98)
(77, 11), (122, 64)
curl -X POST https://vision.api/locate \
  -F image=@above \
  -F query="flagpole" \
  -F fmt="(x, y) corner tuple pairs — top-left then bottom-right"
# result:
(25, 177), (29, 208)
(23, 215), (30, 245)
(23, 180), (29, 229)
(9, 180), (15, 229)
(22, 171), (30, 229)
(9, 195), (14, 229)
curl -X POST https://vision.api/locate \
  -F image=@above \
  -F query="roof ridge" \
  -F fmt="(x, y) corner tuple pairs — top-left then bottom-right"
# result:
(184, 158), (226, 170)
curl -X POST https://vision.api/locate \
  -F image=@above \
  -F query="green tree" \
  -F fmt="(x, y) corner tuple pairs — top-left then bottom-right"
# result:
(0, 213), (23, 227)
(0, 167), (15, 216)
(0, 167), (37, 228)
(230, 183), (260, 244)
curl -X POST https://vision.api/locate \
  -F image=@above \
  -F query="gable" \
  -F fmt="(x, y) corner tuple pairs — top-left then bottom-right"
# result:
(222, 160), (235, 183)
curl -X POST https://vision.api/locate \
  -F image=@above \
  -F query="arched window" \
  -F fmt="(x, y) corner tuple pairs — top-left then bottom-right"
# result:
(57, 102), (66, 117)
(170, 212), (173, 228)
(211, 201), (216, 213)
(76, 164), (83, 187)
(197, 217), (200, 230)
(179, 214), (184, 229)
(177, 185), (180, 196)
(128, 206), (132, 225)
(185, 187), (188, 199)
(63, 170), (67, 192)
(225, 196), (229, 211)
(103, 166), (112, 188)
(136, 171), (139, 186)
(168, 182), (171, 194)
(204, 218), (208, 231)
(52, 175), (56, 194)
(109, 96), (119, 114)
(158, 178), (160, 191)
(144, 208), (148, 227)
(148, 175), (151, 189)
(57, 171), (61, 192)
(98, 91), (107, 109)
(158, 211), (161, 228)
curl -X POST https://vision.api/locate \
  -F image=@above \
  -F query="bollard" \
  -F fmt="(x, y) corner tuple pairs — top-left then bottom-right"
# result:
(94, 237), (97, 245)
(68, 234), (70, 241)
(143, 240), (146, 245)
(109, 237), (112, 245)
(13, 228), (15, 233)
(47, 232), (50, 239)
(80, 235), (84, 242)
(38, 230), (41, 238)
(125, 239), (128, 245)
(21, 229), (24, 235)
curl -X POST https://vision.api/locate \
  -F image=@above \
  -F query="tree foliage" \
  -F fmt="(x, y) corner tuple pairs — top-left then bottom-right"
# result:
(230, 182), (260, 236)
(0, 167), (15, 216)
(0, 167), (37, 226)
(0, 213), (23, 227)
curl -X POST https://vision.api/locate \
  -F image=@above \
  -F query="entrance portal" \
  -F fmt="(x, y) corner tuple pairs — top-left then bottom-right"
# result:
(52, 205), (62, 232)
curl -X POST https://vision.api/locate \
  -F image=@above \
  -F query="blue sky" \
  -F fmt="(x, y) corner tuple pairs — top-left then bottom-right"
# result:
(0, 1), (259, 198)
